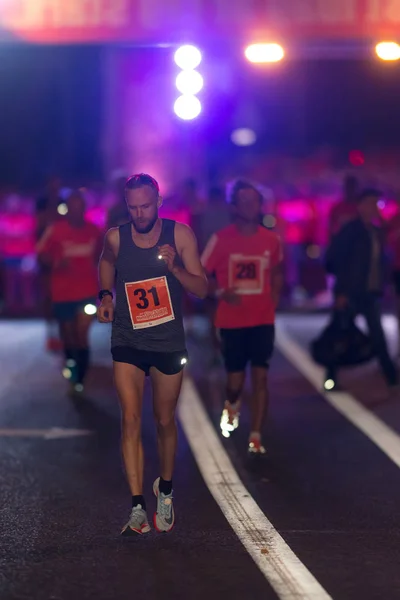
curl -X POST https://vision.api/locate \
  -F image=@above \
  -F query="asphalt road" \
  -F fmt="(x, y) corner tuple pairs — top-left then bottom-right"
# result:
(2, 316), (400, 600)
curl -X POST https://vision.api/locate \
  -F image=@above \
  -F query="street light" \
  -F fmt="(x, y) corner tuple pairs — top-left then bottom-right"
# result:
(175, 70), (204, 95)
(376, 41), (400, 61)
(174, 45), (202, 70)
(174, 95), (202, 120)
(174, 45), (203, 120)
(245, 43), (285, 64)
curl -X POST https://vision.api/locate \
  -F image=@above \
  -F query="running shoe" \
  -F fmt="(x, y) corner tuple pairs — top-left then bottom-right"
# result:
(153, 477), (175, 533)
(121, 505), (151, 536)
(220, 400), (240, 438)
(248, 434), (267, 456)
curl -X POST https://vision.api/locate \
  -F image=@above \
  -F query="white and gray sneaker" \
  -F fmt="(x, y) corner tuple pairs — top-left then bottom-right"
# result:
(153, 477), (175, 533)
(121, 505), (151, 536)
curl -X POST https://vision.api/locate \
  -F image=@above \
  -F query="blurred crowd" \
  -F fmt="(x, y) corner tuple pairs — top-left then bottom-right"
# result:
(2, 164), (400, 318)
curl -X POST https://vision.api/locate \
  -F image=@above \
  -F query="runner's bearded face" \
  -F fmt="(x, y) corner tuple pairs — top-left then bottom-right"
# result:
(126, 186), (160, 234)
(234, 188), (262, 224)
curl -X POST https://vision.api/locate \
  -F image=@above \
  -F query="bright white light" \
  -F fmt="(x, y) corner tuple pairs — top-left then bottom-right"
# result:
(231, 128), (257, 146)
(376, 41), (400, 61)
(324, 379), (335, 391)
(245, 43), (285, 64)
(174, 95), (202, 120)
(176, 70), (204, 95)
(174, 45), (202, 70)
(181, 357), (187, 365)
(57, 203), (68, 216)
(158, 255), (163, 260)
(62, 368), (72, 380)
(84, 303), (97, 316)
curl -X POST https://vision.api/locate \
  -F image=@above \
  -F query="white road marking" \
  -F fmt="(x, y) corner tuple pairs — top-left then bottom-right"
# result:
(179, 376), (331, 600)
(0, 427), (93, 440)
(275, 322), (400, 469)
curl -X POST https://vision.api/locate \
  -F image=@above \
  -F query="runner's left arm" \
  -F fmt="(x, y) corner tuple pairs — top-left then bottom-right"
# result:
(172, 223), (208, 299)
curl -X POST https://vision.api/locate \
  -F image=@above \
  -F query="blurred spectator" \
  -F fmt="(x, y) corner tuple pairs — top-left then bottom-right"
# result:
(387, 193), (400, 353)
(328, 175), (359, 238)
(198, 186), (231, 253)
(106, 175), (130, 229)
(325, 189), (397, 390)
(0, 193), (36, 314)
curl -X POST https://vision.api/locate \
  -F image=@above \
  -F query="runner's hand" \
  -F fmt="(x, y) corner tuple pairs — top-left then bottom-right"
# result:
(220, 288), (241, 305)
(158, 244), (176, 271)
(97, 297), (114, 323)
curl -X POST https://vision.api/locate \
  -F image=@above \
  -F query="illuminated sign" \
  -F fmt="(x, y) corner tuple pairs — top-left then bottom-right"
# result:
(1, 0), (400, 44)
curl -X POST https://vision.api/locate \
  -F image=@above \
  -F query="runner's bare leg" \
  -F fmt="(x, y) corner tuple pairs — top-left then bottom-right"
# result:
(114, 362), (145, 495)
(150, 368), (183, 481)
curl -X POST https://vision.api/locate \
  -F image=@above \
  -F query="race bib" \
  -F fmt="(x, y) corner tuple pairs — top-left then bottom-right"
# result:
(229, 254), (264, 294)
(125, 276), (175, 329)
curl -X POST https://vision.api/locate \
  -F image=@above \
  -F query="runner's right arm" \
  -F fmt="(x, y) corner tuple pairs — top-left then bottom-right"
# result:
(201, 233), (239, 304)
(98, 228), (119, 323)
(98, 228), (119, 290)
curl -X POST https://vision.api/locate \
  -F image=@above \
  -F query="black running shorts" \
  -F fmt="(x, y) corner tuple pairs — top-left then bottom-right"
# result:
(219, 324), (275, 373)
(111, 346), (188, 376)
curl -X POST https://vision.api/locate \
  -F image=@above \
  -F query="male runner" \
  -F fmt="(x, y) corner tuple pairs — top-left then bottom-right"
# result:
(37, 190), (102, 395)
(97, 173), (207, 535)
(201, 180), (283, 454)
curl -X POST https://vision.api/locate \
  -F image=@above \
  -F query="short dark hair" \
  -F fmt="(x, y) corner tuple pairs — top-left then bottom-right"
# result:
(125, 173), (160, 195)
(358, 188), (381, 203)
(229, 180), (263, 205)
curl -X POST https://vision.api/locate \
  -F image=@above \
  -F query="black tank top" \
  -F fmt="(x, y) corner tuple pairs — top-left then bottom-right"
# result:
(111, 219), (186, 352)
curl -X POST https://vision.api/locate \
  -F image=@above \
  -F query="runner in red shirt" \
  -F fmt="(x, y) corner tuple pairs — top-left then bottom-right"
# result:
(37, 190), (102, 395)
(201, 180), (283, 455)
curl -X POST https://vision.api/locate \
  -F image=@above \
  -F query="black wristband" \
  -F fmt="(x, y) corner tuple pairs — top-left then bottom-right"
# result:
(98, 289), (113, 301)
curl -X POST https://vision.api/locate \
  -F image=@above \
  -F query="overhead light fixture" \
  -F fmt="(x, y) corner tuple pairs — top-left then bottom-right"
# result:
(245, 43), (285, 64)
(376, 41), (400, 61)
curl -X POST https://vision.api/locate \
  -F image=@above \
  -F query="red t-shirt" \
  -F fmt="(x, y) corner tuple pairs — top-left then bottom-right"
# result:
(201, 224), (283, 329)
(37, 220), (102, 303)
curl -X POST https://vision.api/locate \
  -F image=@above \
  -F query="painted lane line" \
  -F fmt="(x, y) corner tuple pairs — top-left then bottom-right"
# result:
(0, 427), (94, 440)
(179, 376), (331, 600)
(275, 322), (400, 470)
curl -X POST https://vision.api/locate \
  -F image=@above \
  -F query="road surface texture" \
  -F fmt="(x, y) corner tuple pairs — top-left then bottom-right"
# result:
(2, 315), (400, 600)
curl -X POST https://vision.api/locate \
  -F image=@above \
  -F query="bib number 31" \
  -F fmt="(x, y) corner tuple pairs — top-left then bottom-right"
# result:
(125, 276), (175, 329)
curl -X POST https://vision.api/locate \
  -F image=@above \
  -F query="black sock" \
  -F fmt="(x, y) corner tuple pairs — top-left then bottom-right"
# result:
(76, 348), (90, 384)
(132, 495), (146, 510)
(159, 478), (173, 496)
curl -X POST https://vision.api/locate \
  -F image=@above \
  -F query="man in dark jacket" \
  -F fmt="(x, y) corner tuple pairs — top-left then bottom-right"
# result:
(325, 189), (397, 390)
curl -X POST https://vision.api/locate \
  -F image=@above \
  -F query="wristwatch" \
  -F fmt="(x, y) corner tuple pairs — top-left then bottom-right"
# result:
(98, 289), (113, 301)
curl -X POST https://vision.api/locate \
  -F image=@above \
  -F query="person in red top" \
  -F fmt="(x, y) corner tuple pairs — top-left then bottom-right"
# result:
(201, 180), (283, 455)
(37, 190), (102, 395)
